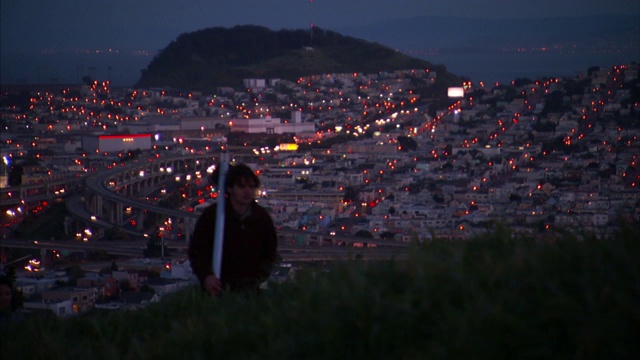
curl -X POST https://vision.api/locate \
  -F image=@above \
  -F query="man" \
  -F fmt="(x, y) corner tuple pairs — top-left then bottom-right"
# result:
(188, 163), (278, 295)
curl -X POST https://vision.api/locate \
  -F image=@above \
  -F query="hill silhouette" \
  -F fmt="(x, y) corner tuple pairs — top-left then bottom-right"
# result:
(135, 25), (463, 92)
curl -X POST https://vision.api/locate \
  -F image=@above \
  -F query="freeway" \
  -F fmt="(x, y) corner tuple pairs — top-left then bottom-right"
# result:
(0, 174), (82, 206)
(65, 194), (146, 238)
(3, 155), (413, 269)
(1, 239), (146, 257)
(84, 155), (210, 220)
(80, 155), (412, 248)
(57, 154), (414, 264)
(1, 238), (410, 262)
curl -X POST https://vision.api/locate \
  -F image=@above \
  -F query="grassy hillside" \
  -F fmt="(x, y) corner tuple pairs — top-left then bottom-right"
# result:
(2, 224), (639, 359)
(135, 25), (459, 92)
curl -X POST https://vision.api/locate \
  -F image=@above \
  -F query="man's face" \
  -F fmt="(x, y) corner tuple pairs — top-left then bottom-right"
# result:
(227, 178), (257, 208)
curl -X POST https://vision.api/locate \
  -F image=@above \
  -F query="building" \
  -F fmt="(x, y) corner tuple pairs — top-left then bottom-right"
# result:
(229, 116), (315, 134)
(40, 287), (97, 314)
(82, 134), (152, 153)
(23, 298), (74, 317)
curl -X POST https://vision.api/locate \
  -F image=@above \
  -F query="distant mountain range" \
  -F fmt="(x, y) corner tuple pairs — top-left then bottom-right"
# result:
(2, 15), (637, 87)
(135, 25), (464, 92)
(135, 15), (639, 91)
(335, 14), (640, 54)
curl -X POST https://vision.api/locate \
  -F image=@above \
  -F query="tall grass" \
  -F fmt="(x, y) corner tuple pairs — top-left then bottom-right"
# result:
(2, 226), (639, 360)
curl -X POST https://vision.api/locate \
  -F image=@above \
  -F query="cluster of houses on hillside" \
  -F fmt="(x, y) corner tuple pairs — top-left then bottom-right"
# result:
(14, 259), (192, 316)
(247, 65), (640, 241)
(12, 258), (295, 317)
(2, 63), (639, 240)
(1, 62), (639, 316)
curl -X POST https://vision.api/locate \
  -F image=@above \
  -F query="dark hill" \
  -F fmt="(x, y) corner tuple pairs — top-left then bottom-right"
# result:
(135, 25), (462, 93)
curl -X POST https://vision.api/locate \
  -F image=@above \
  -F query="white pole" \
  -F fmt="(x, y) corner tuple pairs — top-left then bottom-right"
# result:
(212, 152), (229, 278)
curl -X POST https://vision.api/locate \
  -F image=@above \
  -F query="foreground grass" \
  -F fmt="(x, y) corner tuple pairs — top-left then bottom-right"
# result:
(2, 226), (639, 360)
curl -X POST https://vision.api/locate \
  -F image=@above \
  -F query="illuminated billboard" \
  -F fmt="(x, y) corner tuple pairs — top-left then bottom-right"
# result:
(447, 87), (464, 98)
(278, 143), (299, 151)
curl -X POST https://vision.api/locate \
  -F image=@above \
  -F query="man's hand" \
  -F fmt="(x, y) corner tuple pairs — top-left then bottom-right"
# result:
(204, 274), (222, 295)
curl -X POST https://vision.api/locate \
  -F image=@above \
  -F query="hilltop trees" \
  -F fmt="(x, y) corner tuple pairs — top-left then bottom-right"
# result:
(136, 25), (459, 92)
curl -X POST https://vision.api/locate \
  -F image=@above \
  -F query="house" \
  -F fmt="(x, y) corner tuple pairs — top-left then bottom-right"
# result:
(160, 259), (195, 280)
(103, 277), (120, 298)
(15, 282), (37, 299)
(40, 287), (97, 314)
(112, 270), (141, 291)
(22, 298), (73, 317)
(76, 273), (106, 288)
(146, 277), (180, 296)
(15, 271), (68, 294)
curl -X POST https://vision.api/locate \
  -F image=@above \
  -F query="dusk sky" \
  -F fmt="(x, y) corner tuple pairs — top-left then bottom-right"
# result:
(3, 0), (639, 47)
(1, 0), (639, 85)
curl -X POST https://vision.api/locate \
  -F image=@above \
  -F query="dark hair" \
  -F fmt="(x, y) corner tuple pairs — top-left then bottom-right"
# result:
(226, 163), (260, 188)
(210, 163), (260, 189)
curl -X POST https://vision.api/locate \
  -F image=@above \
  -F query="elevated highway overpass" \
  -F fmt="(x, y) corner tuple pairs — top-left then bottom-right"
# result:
(0, 174), (83, 207)
(6, 154), (411, 266)
(1, 239), (409, 264)
(77, 154), (411, 249)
